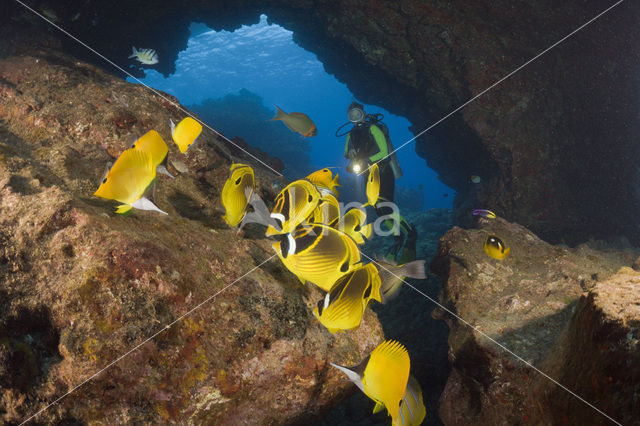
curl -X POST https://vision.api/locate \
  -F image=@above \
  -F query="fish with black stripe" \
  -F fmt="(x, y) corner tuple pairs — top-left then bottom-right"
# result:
(266, 179), (322, 236)
(272, 223), (361, 291)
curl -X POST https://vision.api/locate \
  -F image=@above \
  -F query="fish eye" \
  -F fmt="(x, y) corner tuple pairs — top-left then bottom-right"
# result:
(235, 177), (242, 185)
(340, 261), (349, 273)
(363, 283), (371, 299)
(354, 224), (361, 232)
(131, 144), (136, 148)
(316, 298), (324, 316)
(308, 194), (313, 202)
(323, 169), (328, 172)
(102, 178), (107, 183)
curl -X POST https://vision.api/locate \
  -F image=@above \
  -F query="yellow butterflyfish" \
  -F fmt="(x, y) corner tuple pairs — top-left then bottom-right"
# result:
(483, 235), (510, 260)
(309, 193), (341, 228)
(306, 167), (340, 197)
(364, 163), (380, 207)
(129, 130), (173, 178)
(272, 224), (361, 291)
(171, 117), (202, 153)
(93, 148), (166, 215)
(265, 179), (322, 236)
(338, 208), (372, 245)
(220, 163), (255, 227)
(313, 263), (382, 333)
(330, 340), (410, 421)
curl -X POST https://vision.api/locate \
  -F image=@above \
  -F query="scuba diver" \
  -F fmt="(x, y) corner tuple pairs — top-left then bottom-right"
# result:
(337, 101), (418, 264)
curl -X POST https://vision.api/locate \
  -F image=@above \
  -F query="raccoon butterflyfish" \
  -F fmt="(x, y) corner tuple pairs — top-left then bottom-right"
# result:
(483, 235), (510, 260)
(373, 257), (426, 303)
(313, 263), (382, 333)
(330, 340), (410, 421)
(269, 105), (317, 137)
(272, 224), (361, 291)
(391, 375), (427, 426)
(309, 193), (340, 228)
(128, 47), (158, 65)
(364, 163), (381, 207)
(171, 117), (203, 153)
(306, 168), (340, 197)
(265, 179), (322, 236)
(129, 130), (173, 178)
(221, 163), (255, 227)
(93, 148), (166, 215)
(338, 208), (372, 245)
(472, 209), (496, 219)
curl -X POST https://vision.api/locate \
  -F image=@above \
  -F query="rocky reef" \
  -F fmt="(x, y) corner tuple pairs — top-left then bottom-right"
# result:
(431, 216), (639, 424)
(0, 31), (384, 424)
(6, 0), (639, 245)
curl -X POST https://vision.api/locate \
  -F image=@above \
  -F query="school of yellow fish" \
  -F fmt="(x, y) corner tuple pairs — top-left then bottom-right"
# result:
(90, 107), (516, 424)
(220, 160), (428, 424)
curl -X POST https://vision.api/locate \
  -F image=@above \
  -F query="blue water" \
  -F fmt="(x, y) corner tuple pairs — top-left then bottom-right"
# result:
(128, 14), (454, 209)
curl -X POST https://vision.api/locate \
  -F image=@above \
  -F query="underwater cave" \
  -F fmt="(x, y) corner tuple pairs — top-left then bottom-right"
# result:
(1, 0), (640, 425)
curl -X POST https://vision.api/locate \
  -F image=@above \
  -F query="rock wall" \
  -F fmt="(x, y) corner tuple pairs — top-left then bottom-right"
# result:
(6, 0), (638, 244)
(430, 216), (639, 424)
(0, 30), (384, 424)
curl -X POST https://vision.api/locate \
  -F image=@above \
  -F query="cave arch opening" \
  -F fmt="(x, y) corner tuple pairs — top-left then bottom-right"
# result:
(128, 14), (455, 211)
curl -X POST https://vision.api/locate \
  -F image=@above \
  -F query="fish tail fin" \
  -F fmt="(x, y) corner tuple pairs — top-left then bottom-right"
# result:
(156, 165), (174, 179)
(332, 173), (341, 187)
(269, 105), (284, 121)
(128, 46), (137, 58)
(372, 401), (385, 414)
(503, 247), (511, 259)
(361, 223), (373, 240)
(398, 259), (426, 279)
(115, 204), (132, 214)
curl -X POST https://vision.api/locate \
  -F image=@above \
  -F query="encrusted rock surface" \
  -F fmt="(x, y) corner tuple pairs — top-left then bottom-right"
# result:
(6, 0), (639, 244)
(430, 216), (638, 424)
(532, 267), (640, 425)
(0, 33), (384, 424)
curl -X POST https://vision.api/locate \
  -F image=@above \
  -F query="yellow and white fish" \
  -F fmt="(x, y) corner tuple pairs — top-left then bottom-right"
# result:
(221, 163), (255, 227)
(94, 148), (166, 215)
(331, 340), (410, 422)
(309, 193), (341, 228)
(266, 179), (322, 236)
(338, 208), (372, 245)
(129, 130), (173, 178)
(129, 47), (158, 65)
(272, 224), (361, 291)
(391, 375), (427, 426)
(364, 163), (381, 206)
(269, 105), (317, 137)
(171, 117), (202, 153)
(306, 168), (340, 197)
(313, 263), (382, 333)
(483, 235), (510, 260)
(373, 257), (426, 302)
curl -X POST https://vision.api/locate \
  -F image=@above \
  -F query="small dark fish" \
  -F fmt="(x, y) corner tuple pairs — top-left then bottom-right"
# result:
(472, 209), (496, 219)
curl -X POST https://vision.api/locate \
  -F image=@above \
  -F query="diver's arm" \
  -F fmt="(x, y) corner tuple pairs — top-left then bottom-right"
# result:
(368, 125), (389, 162)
